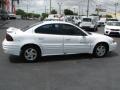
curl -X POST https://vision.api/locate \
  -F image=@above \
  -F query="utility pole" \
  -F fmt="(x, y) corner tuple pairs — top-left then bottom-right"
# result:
(87, 0), (90, 17)
(115, 2), (118, 19)
(96, 5), (100, 16)
(50, 0), (51, 14)
(44, 0), (47, 13)
(78, 5), (80, 16)
(11, 0), (14, 13)
(45, 5), (46, 13)
(58, 3), (62, 15)
(26, 0), (28, 13)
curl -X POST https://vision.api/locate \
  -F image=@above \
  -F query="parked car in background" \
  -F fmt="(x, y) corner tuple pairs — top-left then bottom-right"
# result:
(0, 9), (9, 20)
(44, 18), (61, 21)
(45, 14), (65, 21)
(96, 20), (106, 27)
(65, 16), (75, 24)
(2, 21), (117, 62)
(8, 13), (16, 19)
(79, 17), (97, 31)
(96, 18), (119, 27)
(104, 21), (120, 36)
(71, 16), (81, 26)
(96, 18), (106, 27)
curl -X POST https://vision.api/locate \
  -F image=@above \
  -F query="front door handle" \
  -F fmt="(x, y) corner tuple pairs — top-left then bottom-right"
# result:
(65, 38), (71, 41)
(39, 38), (44, 40)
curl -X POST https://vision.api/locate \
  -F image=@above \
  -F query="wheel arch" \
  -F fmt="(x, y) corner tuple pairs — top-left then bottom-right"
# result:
(21, 43), (42, 55)
(93, 42), (109, 54)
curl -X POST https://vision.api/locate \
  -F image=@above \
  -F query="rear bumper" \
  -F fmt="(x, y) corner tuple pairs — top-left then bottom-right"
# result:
(2, 40), (21, 56)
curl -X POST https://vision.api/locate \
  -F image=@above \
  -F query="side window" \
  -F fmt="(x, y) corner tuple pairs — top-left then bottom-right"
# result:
(72, 26), (86, 36)
(50, 24), (62, 35)
(62, 24), (86, 36)
(62, 24), (73, 35)
(35, 24), (62, 35)
(35, 24), (52, 34)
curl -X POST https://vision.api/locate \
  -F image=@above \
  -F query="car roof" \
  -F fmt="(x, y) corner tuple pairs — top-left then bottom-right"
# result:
(23, 21), (76, 31)
(42, 21), (74, 25)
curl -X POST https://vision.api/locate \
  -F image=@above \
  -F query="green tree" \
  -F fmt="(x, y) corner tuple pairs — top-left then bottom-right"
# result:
(41, 13), (48, 21)
(51, 9), (57, 14)
(16, 9), (26, 15)
(16, 9), (27, 19)
(27, 13), (34, 18)
(90, 14), (98, 16)
(34, 14), (40, 18)
(105, 14), (113, 18)
(64, 9), (74, 15)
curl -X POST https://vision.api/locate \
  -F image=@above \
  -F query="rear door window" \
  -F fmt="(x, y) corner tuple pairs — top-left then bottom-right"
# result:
(35, 24), (62, 35)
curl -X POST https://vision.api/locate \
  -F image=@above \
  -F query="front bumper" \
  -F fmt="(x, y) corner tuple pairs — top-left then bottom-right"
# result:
(2, 40), (21, 56)
(104, 30), (120, 36)
(109, 42), (117, 52)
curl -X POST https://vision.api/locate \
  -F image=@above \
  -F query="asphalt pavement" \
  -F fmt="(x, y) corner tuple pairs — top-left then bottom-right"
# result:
(0, 20), (120, 90)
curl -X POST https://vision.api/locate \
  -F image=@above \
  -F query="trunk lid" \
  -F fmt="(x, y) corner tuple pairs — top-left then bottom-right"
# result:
(7, 27), (23, 34)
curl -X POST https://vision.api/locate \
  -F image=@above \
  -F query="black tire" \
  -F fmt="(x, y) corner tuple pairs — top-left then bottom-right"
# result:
(93, 43), (108, 57)
(21, 46), (41, 62)
(94, 27), (97, 32)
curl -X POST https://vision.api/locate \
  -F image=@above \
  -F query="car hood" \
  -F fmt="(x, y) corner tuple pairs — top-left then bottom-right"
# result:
(105, 25), (120, 29)
(90, 32), (113, 41)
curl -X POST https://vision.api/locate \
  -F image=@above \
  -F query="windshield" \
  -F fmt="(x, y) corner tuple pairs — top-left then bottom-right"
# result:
(21, 22), (43, 31)
(107, 22), (120, 26)
(82, 18), (91, 22)
(106, 19), (118, 21)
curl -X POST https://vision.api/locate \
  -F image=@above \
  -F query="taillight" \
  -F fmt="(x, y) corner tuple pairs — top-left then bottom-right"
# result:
(6, 34), (14, 41)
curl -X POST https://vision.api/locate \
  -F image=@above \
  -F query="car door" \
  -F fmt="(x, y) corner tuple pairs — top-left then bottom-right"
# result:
(62, 24), (91, 54)
(35, 24), (64, 56)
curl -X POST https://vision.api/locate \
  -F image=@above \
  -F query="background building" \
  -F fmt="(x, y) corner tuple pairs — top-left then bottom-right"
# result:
(0, 0), (5, 10)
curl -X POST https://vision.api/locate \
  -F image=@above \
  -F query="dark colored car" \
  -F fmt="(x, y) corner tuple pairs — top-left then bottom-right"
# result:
(0, 9), (9, 20)
(8, 13), (16, 19)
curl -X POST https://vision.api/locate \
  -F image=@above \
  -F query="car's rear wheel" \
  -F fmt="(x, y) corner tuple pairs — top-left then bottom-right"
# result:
(21, 46), (41, 62)
(93, 43), (108, 57)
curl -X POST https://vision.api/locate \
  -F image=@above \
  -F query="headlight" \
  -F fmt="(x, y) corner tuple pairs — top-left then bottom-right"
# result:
(112, 40), (116, 43)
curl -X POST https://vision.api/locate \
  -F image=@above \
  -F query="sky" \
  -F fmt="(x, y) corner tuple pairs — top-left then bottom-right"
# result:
(15, 0), (120, 15)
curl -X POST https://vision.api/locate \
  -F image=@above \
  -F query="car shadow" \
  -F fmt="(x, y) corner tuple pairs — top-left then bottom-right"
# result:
(9, 52), (119, 63)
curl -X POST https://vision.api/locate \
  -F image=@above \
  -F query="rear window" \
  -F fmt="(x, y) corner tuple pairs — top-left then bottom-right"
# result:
(21, 22), (43, 31)
(106, 19), (118, 21)
(82, 18), (91, 22)
(107, 22), (120, 26)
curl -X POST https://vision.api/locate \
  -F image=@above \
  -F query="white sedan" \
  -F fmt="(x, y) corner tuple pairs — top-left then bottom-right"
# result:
(104, 21), (120, 36)
(2, 21), (117, 62)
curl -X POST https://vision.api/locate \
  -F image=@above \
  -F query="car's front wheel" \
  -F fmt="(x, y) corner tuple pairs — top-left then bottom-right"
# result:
(21, 46), (41, 62)
(93, 43), (108, 57)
